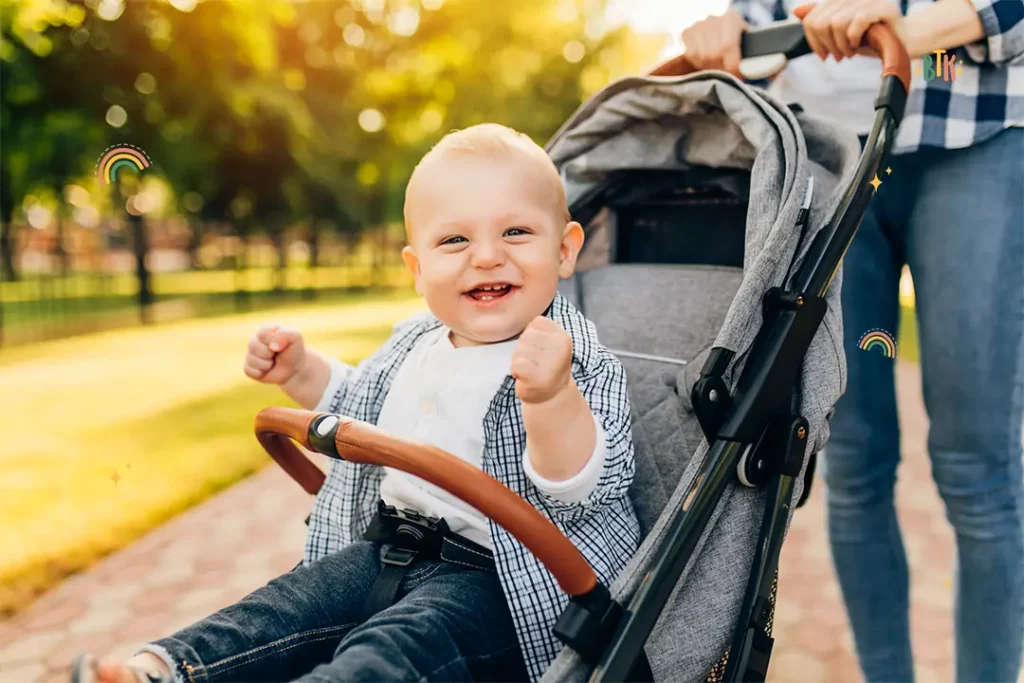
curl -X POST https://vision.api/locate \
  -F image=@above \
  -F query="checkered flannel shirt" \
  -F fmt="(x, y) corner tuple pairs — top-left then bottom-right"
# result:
(730, 0), (1024, 153)
(302, 292), (641, 682)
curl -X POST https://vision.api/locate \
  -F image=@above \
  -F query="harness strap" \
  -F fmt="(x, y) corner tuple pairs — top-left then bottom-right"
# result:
(363, 546), (417, 621)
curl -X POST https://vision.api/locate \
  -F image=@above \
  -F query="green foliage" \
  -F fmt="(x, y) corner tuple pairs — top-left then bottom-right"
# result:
(0, 0), (631, 256)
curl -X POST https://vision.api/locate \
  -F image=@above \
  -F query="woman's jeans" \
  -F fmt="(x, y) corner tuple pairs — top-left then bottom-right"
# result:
(143, 540), (528, 683)
(825, 127), (1024, 683)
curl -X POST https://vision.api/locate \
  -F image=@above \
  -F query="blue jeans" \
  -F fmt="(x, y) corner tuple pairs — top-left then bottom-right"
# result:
(147, 540), (528, 682)
(825, 127), (1024, 683)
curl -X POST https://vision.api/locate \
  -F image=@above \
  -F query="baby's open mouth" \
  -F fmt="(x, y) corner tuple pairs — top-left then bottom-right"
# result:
(465, 283), (517, 302)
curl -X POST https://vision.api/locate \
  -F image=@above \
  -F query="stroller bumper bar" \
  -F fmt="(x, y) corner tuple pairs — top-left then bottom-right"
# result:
(255, 407), (601, 598)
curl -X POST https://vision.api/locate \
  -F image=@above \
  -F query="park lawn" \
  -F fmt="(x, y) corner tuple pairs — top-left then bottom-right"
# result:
(0, 264), (411, 334)
(0, 289), (426, 618)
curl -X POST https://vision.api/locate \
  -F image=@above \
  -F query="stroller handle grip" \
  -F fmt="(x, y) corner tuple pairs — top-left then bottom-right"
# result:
(651, 2), (911, 93)
(254, 406), (600, 597)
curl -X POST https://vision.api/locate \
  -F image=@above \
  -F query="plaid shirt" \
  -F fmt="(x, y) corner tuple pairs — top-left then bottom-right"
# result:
(302, 292), (641, 682)
(731, 0), (1024, 153)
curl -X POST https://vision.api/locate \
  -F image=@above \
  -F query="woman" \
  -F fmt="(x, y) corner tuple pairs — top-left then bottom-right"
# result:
(683, 1), (1024, 681)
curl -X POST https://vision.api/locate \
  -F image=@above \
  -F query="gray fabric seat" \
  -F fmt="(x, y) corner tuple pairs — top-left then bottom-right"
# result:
(559, 264), (744, 534)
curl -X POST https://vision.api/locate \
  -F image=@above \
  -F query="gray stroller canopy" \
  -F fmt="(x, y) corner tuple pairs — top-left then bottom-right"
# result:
(541, 72), (861, 682)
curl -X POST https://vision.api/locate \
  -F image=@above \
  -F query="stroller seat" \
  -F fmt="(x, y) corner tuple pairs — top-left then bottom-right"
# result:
(560, 263), (744, 535)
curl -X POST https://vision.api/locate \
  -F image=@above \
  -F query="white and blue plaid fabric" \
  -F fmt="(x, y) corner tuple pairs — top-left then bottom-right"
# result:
(731, 0), (1024, 153)
(302, 292), (641, 682)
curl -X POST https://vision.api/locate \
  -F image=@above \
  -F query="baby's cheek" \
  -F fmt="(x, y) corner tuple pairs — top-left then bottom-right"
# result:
(419, 259), (460, 290)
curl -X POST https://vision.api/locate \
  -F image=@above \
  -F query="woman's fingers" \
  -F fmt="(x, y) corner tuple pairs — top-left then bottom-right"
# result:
(847, 13), (876, 52)
(803, 4), (833, 60)
(804, 0), (900, 61)
(722, 38), (742, 74)
(681, 9), (746, 73)
(830, 16), (855, 59)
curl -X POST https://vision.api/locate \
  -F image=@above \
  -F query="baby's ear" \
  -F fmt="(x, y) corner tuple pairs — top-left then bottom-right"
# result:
(401, 245), (424, 296)
(558, 221), (584, 278)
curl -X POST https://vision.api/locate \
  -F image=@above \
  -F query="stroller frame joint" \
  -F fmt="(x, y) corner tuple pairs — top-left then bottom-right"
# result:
(553, 581), (624, 667)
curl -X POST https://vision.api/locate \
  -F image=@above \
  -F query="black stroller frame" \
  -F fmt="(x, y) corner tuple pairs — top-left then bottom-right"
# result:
(253, 12), (911, 683)
(554, 18), (910, 683)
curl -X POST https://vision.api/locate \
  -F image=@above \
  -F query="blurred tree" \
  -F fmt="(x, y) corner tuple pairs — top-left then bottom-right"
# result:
(1, 0), (634, 287)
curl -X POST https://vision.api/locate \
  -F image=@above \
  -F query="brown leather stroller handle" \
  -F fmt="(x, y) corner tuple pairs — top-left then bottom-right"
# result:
(255, 408), (325, 494)
(254, 406), (599, 597)
(650, 3), (911, 93)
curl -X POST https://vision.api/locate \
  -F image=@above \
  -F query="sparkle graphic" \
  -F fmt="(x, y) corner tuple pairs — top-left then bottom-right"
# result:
(110, 463), (132, 488)
(885, 167), (892, 175)
(869, 174), (883, 191)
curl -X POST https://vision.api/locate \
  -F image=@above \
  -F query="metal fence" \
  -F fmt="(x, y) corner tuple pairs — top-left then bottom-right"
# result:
(0, 216), (412, 348)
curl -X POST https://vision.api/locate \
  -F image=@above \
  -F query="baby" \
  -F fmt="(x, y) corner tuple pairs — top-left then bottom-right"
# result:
(72, 123), (640, 683)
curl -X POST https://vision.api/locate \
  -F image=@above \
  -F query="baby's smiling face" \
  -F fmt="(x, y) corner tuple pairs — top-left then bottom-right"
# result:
(401, 129), (583, 348)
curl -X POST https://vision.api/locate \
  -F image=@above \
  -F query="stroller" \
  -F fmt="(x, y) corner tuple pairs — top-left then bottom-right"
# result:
(253, 9), (911, 683)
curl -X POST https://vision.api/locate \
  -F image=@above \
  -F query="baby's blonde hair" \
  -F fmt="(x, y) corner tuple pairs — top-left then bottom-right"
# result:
(403, 123), (571, 232)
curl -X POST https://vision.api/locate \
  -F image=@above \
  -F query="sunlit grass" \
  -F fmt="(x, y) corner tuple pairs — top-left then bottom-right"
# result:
(0, 291), (426, 617)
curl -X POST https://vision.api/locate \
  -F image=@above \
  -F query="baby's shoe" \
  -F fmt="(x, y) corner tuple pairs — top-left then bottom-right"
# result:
(70, 652), (175, 683)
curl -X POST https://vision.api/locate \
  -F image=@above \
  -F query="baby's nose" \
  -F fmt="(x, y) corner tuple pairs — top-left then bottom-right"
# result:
(470, 242), (506, 267)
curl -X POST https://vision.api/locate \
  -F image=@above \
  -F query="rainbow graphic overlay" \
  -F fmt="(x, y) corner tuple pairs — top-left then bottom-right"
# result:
(96, 144), (151, 185)
(858, 329), (898, 358)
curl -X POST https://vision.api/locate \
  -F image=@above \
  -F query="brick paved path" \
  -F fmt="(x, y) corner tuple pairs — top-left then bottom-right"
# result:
(1, 361), (1017, 683)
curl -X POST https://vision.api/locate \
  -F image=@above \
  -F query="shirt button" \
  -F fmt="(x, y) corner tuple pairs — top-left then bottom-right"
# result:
(422, 399), (436, 415)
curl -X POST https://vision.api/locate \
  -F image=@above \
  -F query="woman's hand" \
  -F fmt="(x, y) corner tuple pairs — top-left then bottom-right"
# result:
(800, 0), (906, 61)
(680, 8), (748, 76)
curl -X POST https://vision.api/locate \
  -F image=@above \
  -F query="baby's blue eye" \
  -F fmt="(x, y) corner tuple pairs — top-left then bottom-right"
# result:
(441, 235), (467, 245)
(505, 227), (529, 236)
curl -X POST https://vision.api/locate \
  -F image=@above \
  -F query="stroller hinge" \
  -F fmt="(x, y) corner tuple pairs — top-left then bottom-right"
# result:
(718, 288), (826, 444)
(739, 414), (809, 488)
(553, 582), (624, 667)
(691, 348), (736, 442)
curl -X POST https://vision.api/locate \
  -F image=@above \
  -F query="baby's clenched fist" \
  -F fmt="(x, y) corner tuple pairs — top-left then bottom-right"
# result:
(243, 324), (307, 386)
(511, 316), (573, 404)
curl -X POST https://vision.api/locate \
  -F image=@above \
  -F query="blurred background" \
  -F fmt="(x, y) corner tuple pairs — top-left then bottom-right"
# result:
(0, 0), (742, 620)
(2, 3), (935, 682)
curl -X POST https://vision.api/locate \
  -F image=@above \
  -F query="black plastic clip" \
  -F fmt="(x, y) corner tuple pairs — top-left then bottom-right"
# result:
(553, 582), (624, 667)
(691, 348), (735, 442)
(380, 546), (417, 567)
(740, 415), (809, 487)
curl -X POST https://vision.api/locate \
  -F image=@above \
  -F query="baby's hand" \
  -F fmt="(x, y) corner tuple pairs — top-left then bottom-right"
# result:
(243, 324), (307, 385)
(511, 317), (573, 404)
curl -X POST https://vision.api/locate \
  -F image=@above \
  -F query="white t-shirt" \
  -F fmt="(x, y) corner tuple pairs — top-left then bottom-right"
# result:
(315, 325), (607, 550)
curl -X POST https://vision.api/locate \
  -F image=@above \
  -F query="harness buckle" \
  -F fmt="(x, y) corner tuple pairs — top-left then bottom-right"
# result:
(380, 545), (418, 567)
(371, 502), (448, 559)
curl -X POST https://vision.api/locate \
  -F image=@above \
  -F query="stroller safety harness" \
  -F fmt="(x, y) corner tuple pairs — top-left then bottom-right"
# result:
(359, 500), (496, 620)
